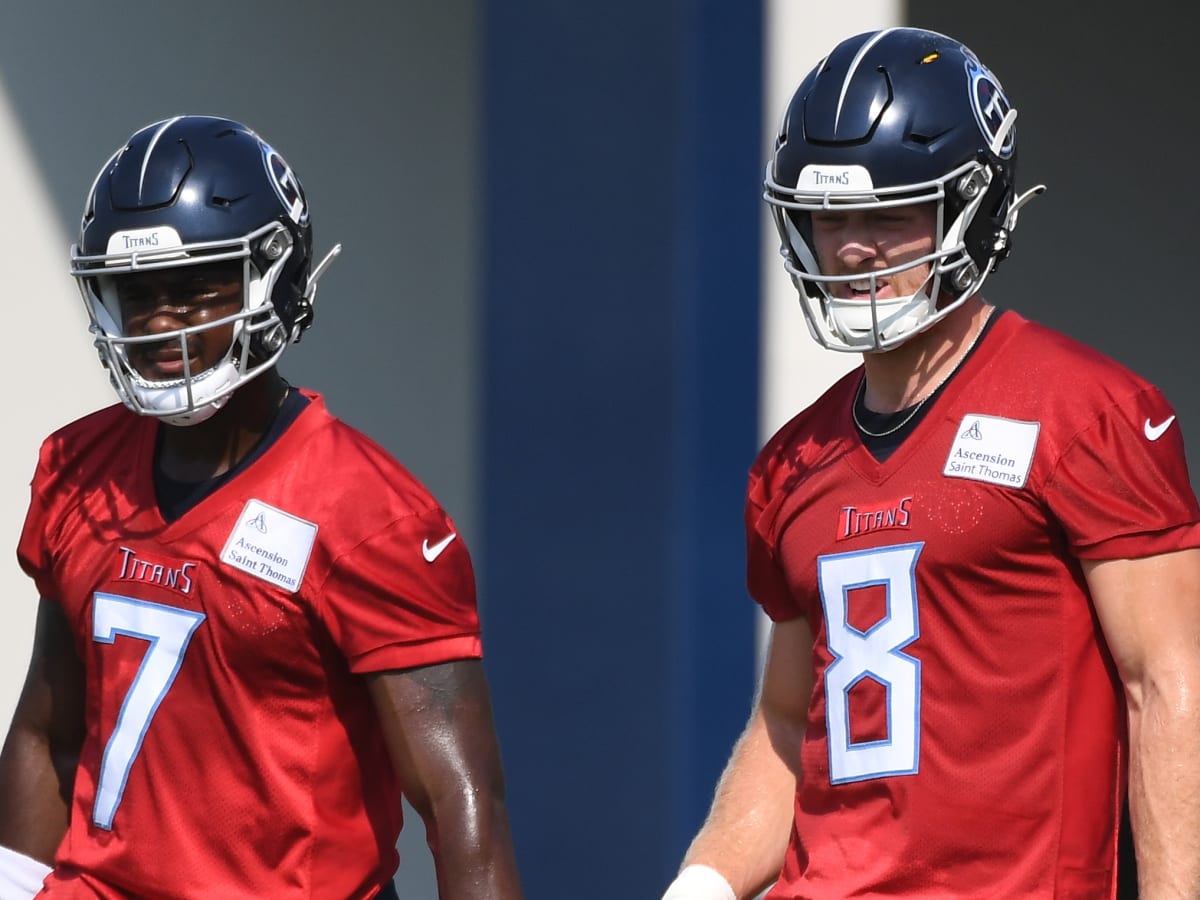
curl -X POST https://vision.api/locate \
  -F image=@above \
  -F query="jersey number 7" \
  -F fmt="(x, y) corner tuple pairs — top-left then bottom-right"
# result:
(91, 592), (206, 829)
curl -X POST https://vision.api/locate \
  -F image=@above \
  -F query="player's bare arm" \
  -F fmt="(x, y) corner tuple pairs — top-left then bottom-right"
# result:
(0, 599), (85, 863)
(366, 659), (522, 899)
(1086, 548), (1200, 899)
(669, 617), (813, 900)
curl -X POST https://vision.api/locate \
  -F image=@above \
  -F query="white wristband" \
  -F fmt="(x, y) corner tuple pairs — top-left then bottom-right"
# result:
(0, 844), (51, 899)
(661, 863), (736, 900)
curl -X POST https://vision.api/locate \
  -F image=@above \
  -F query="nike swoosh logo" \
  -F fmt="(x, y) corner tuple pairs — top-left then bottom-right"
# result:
(1144, 415), (1177, 441)
(422, 532), (457, 562)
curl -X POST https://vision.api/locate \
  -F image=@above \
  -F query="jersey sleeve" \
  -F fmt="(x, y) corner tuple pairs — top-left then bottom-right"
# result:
(746, 452), (801, 622)
(317, 503), (482, 673)
(16, 446), (58, 601)
(1044, 386), (1200, 559)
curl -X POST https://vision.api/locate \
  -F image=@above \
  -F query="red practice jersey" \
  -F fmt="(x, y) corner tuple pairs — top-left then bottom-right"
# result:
(747, 312), (1200, 899)
(18, 391), (481, 899)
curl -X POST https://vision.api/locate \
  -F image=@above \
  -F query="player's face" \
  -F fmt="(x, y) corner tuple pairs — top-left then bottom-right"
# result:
(114, 260), (243, 383)
(809, 203), (938, 300)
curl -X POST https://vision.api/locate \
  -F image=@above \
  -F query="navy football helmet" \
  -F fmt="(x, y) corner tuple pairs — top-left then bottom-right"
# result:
(764, 28), (1043, 352)
(70, 115), (340, 424)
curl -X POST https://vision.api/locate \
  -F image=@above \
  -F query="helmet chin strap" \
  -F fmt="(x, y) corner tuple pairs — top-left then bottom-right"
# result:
(826, 288), (937, 350)
(128, 359), (243, 427)
(159, 401), (225, 428)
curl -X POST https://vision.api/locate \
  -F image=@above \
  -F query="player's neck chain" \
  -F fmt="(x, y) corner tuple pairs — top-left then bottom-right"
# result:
(852, 307), (994, 439)
(852, 380), (929, 438)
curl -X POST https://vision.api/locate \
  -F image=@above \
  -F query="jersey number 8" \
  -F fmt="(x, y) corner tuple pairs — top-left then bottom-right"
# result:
(817, 542), (922, 784)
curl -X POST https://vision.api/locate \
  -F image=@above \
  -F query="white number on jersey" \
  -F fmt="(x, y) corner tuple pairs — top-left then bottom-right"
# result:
(91, 592), (206, 829)
(817, 542), (922, 784)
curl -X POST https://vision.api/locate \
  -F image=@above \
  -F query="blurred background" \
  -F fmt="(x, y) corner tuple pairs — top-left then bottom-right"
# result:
(0, 1), (1192, 897)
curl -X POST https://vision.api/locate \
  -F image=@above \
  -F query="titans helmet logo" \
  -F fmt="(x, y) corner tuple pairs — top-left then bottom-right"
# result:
(964, 56), (1015, 159)
(262, 144), (309, 225)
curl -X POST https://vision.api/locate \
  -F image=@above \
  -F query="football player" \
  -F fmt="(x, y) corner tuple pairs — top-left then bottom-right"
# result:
(662, 27), (1200, 899)
(0, 116), (522, 899)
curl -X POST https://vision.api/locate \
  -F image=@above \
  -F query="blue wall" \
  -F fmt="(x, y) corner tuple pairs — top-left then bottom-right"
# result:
(482, 2), (763, 894)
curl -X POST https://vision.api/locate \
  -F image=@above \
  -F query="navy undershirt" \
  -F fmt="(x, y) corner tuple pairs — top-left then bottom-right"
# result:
(153, 388), (310, 522)
(854, 310), (1003, 462)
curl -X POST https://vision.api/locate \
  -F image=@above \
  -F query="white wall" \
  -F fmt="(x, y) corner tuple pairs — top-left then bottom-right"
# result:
(0, 80), (111, 731)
